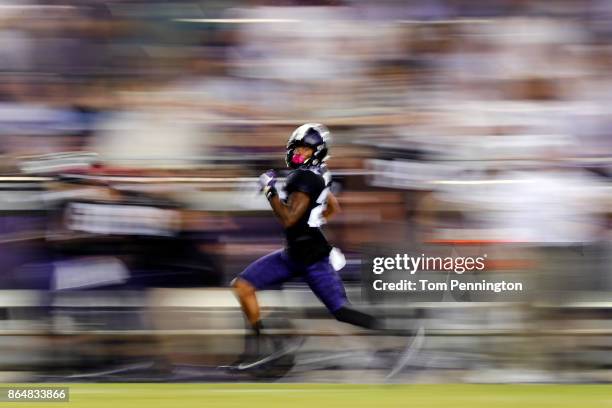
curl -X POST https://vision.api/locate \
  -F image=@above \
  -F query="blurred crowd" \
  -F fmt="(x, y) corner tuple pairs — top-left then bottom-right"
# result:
(0, 0), (612, 382)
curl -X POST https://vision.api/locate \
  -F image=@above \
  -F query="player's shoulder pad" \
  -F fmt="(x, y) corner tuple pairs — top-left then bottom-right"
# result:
(285, 168), (325, 196)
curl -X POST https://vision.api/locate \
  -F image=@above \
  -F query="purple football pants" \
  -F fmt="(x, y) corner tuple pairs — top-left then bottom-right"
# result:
(238, 249), (348, 313)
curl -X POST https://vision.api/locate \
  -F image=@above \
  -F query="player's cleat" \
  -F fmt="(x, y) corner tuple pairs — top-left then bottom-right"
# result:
(224, 331), (264, 368)
(220, 336), (304, 378)
(385, 326), (425, 380)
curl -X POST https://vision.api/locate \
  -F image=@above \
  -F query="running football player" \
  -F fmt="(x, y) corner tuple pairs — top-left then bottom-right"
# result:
(231, 123), (420, 366)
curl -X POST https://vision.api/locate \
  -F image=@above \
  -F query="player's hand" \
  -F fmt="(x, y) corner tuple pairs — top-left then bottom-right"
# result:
(258, 170), (277, 199)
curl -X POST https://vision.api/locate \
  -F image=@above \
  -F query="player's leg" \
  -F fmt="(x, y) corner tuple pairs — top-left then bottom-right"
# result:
(333, 305), (382, 330)
(304, 258), (424, 378)
(303, 258), (383, 329)
(232, 278), (261, 331)
(232, 249), (293, 328)
(230, 249), (294, 362)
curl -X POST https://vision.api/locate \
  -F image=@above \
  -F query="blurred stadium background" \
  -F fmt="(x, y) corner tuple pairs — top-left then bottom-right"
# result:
(0, 0), (611, 384)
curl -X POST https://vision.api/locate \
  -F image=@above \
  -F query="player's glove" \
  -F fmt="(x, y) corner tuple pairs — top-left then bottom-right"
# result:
(258, 170), (277, 200)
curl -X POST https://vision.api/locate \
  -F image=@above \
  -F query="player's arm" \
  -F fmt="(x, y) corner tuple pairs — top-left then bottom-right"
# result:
(268, 191), (310, 228)
(323, 191), (341, 221)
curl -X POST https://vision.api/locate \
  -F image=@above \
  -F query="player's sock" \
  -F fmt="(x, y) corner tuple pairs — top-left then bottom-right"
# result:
(248, 320), (265, 356)
(231, 320), (264, 366)
(332, 306), (383, 330)
(253, 320), (263, 336)
(254, 320), (288, 354)
(333, 306), (419, 336)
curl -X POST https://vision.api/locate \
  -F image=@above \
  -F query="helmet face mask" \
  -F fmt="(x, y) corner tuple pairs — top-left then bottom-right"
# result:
(286, 123), (330, 169)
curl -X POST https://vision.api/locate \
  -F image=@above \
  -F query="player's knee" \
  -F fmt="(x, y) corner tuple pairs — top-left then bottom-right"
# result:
(232, 278), (256, 298)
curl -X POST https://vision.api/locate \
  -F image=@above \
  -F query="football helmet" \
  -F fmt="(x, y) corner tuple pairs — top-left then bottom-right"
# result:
(285, 123), (330, 168)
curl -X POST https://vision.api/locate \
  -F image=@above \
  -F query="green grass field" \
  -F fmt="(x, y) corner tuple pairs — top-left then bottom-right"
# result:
(2, 384), (612, 408)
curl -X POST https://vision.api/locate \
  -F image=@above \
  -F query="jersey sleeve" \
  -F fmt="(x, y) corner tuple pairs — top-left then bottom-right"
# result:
(284, 169), (324, 199)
